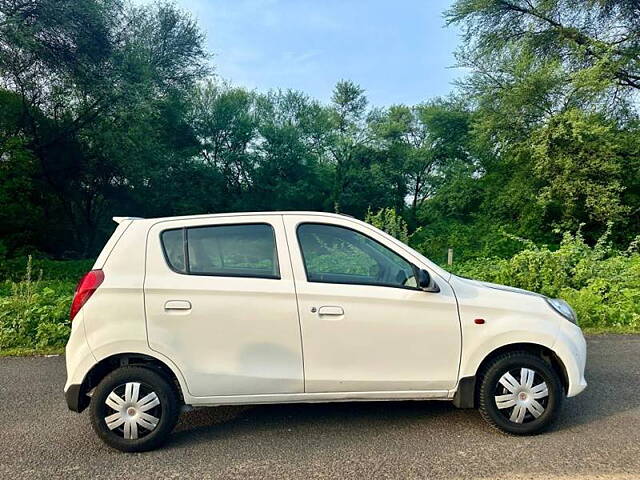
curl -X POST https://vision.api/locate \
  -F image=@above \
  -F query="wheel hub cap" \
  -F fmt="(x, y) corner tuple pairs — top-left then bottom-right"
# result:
(494, 367), (549, 424)
(104, 382), (161, 440)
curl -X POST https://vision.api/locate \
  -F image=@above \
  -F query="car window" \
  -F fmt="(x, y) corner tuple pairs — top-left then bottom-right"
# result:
(162, 224), (280, 278)
(161, 229), (186, 273)
(297, 223), (417, 288)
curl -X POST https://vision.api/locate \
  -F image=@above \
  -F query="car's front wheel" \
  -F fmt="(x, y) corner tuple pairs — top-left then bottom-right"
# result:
(478, 351), (564, 435)
(89, 366), (180, 452)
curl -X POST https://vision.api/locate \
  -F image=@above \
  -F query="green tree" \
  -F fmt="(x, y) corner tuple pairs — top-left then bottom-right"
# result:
(0, 0), (208, 255)
(531, 109), (630, 230)
(440, 0), (640, 252)
(446, 0), (640, 97)
(327, 80), (370, 210)
(370, 99), (473, 221)
(252, 89), (332, 210)
(189, 80), (257, 204)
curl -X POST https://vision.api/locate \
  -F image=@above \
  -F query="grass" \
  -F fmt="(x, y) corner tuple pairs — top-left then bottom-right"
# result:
(0, 346), (64, 357)
(582, 326), (640, 335)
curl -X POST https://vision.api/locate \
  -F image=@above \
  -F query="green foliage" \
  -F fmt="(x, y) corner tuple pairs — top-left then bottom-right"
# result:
(1, 0), (639, 262)
(452, 229), (640, 331)
(368, 99), (473, 219)
(0, 0), (208, 256)
(2, 229), (640, 355)
(365, 207), (409, 243)
(446, 0), (640, 97)
(434, 0), (640, 253)
(531, 109), (630, 229)
(0, 257), (73, 351)
(410, 220), (528, 265)
(0, 257), (93, 283)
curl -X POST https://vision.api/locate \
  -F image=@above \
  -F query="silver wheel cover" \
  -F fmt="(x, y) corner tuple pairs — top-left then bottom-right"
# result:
(495, 368), (549, 424)
(104, 382), (161, 440)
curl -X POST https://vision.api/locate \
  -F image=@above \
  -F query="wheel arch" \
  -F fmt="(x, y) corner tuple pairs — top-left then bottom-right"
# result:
(74, 353), (185, 413)
(453, 342), (569, 409)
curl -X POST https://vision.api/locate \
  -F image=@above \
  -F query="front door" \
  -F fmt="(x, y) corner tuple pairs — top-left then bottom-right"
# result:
(144, 215), (304, 397)
(283, 215), (461, 393)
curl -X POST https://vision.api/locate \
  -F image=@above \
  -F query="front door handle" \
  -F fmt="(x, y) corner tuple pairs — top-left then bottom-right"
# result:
(164, 300), (192, 311)
(317, 306), (344, 316)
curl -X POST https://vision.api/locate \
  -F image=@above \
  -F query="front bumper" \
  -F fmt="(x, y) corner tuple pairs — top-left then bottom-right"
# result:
(554, 320), (587, 397)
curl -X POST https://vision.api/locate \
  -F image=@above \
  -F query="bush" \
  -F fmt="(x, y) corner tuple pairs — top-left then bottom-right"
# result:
(0, 257), (74, 351)
(0, 256), (93, 282)
(408, 218), (543, 265)
(0, 228), (638, 354)
(451, 228), (640, 331)
(365, 207), (409, 243)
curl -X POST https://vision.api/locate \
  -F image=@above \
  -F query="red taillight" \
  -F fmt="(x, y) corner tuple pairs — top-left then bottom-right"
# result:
(70, 270), (104, 321)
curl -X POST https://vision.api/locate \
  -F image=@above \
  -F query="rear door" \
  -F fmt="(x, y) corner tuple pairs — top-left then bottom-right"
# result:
(283, 214), (461, 393)
(144, 215), (304, 397)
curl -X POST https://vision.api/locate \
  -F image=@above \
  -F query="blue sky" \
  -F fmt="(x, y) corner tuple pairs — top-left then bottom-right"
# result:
(159, 0), (463, 106)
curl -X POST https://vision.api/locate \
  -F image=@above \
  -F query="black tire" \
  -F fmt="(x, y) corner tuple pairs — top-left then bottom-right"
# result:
(478, 351), (564, 435)
(90, 366), (180, 452)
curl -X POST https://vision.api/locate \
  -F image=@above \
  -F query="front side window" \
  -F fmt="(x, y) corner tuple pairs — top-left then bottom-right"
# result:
(161, 223), (279, 279)
(297, 223), (417, 288)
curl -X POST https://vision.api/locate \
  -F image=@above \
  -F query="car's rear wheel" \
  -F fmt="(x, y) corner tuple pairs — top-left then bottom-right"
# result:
(478, 351), (564, 435)
(90, 366), (179, 452)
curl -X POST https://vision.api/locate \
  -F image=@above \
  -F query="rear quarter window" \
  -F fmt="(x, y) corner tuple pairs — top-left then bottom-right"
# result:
(161, 229), (186, 273)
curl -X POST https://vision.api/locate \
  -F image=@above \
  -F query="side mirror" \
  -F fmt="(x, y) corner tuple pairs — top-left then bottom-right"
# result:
(417, 269), (440, 293)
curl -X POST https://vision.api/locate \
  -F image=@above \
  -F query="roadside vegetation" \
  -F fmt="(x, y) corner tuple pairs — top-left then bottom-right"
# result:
(0, 257), (74, 355)
(1, 221), (638, 356)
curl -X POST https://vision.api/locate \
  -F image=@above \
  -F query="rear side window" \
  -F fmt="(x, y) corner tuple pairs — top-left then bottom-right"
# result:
(161, 223), (280, 279)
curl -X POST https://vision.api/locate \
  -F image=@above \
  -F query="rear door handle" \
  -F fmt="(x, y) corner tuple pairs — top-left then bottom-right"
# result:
(164, 300), (192, 311)
(317, 306), (344, 316)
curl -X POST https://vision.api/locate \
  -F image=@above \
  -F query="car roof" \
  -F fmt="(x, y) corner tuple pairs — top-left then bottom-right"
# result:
(114, 211), (354, 224)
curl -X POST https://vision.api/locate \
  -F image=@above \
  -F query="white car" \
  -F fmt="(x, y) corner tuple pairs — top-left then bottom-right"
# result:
(64, 212), (587, 452)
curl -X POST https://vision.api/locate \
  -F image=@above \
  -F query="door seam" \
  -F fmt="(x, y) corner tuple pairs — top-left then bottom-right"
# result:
(281, 215), (307, 393)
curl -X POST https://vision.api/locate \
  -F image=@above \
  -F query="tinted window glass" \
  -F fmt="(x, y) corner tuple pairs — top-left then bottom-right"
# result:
(186, 224), (279, 278)
(161, 229), (186, 273)
(297, 224), (417, 288)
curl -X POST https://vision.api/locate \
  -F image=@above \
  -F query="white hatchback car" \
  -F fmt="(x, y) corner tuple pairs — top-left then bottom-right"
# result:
(65, 212), (587, 451)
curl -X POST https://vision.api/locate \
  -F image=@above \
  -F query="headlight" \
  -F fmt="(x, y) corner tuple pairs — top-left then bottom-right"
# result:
(546, 298), (577, 324)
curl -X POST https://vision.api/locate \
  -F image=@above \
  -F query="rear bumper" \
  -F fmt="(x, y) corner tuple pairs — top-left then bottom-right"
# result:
(64, 384), (88, 412)
(64, 310), (96, 413)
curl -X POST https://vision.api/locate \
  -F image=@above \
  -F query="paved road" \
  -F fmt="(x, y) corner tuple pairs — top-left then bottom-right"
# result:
(1, 336), (639, 480)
